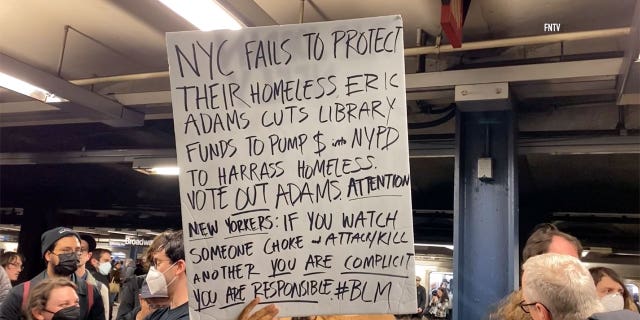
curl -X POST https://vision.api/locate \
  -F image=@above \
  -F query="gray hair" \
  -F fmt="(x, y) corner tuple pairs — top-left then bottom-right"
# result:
(522, 253), (603, 320)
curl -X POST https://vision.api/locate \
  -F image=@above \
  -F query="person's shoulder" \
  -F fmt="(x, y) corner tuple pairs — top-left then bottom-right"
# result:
(145, 307), (168, 320)
(589, 310), (640, 320)
(172, 302), (190, 316)
(4, 282), (23, 301)
(146, 304), (189, 320)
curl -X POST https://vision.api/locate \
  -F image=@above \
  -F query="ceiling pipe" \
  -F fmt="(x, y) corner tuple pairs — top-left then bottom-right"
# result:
(299, 0), (305, 24)
(405, 27), (630, 56)
(67, 28), (629, 86)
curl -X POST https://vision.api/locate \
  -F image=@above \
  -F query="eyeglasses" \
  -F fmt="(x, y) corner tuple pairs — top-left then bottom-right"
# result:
(54, 248), (82, 255)
(151, 258), (171, 268)
(7, 263), (23, 270)
(519, 300), (546, 313)
(519, 300), (536, 313)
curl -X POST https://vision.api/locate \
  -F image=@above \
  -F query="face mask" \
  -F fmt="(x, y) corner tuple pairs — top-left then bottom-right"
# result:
(45, 305), (81, 320)
(98, 262), (112, 276)
(600, 293), (624, 311)
(53, 253), (79, 276)
(145, 262), (177, 296)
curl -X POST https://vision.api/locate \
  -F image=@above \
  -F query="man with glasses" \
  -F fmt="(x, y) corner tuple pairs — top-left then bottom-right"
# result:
(521, 253), (640, 320)
(78, 234), (111, 320)
(0, 226), (105, 319)
(135, 230), (279, 320)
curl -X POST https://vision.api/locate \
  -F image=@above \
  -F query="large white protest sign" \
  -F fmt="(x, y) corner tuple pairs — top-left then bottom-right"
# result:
(166, 15), (416, 319)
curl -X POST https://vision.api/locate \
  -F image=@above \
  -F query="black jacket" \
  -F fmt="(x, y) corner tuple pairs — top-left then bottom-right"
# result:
(0, 270), (105, 320)
(115, 274), (145, 320)
(416, 285), (427, 314)
(87, 264), (109, 288)
(589, 310), (640, 320)
(146, 302), (189, 320)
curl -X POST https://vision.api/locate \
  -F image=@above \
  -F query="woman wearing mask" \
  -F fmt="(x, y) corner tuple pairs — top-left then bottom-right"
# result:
(26, 277), (80, 320)
(590, 267), (639, 312)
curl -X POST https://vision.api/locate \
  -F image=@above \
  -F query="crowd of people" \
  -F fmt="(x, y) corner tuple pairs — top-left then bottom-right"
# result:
(0, 223), (636, 320)
(0, 227), (277, 320)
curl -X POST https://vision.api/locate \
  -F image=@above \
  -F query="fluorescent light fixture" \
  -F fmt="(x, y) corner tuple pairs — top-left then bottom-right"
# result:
(132, 157), (179, 175)
(0, 226), (21, 232)
(584, 246), (612, 255)
(148, 167), (180, 175)
(415, 243), (454, 250)
(0, 72), (67, 103)
(159, 0), (242, 31)
(76, 229), (108, 236)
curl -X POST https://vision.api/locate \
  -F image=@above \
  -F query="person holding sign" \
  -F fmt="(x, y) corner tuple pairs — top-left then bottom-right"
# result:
(137, 230), (279, 320)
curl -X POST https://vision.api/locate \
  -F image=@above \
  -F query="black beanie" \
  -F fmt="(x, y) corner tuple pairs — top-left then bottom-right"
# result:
(41, 227), (81, 257)
(80, 234), (97, 252)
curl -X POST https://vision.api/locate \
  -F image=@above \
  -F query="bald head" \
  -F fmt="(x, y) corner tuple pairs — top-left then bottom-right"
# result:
(547, 235), (579, 258)
(522, 224), (582, 262)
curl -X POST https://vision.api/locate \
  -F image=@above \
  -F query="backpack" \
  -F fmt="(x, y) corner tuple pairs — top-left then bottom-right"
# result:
(21, 280), (94, 312)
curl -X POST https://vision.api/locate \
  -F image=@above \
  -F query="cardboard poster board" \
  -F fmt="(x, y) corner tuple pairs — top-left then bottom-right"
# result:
(166, 15), (416, 319)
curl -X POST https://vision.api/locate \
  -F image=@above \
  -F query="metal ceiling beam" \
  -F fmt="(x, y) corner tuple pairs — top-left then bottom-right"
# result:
(0, 212), (181, 229)
(1, 134), (638, 165)
(0, 148), (176, 165)
(76, 59), (631, 104)
(0, 58), (627, 127)
(410, 134), (640, 158)
(406, 58), (623, 90)
(0, 53), (144, 127)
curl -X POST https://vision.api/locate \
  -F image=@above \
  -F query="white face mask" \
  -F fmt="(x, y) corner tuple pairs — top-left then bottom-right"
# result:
(98, 262), (112, 276)
(145, 262), (177, 296)
(600, 293), (624, 311)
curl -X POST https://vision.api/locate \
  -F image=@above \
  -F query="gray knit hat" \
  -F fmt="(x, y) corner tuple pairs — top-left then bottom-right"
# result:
(41, 227), (80, 257)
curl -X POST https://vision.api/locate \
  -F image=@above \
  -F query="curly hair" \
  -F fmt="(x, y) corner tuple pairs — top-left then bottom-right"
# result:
(487, 290), (531, 320)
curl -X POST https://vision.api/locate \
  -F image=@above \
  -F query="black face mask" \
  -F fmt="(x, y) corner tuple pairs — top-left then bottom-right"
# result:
(45, 306), (80, 320)
(53, 252), (79, 276)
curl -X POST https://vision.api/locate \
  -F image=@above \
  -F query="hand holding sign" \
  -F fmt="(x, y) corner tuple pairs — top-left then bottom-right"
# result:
(237, 298), (279, 320)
